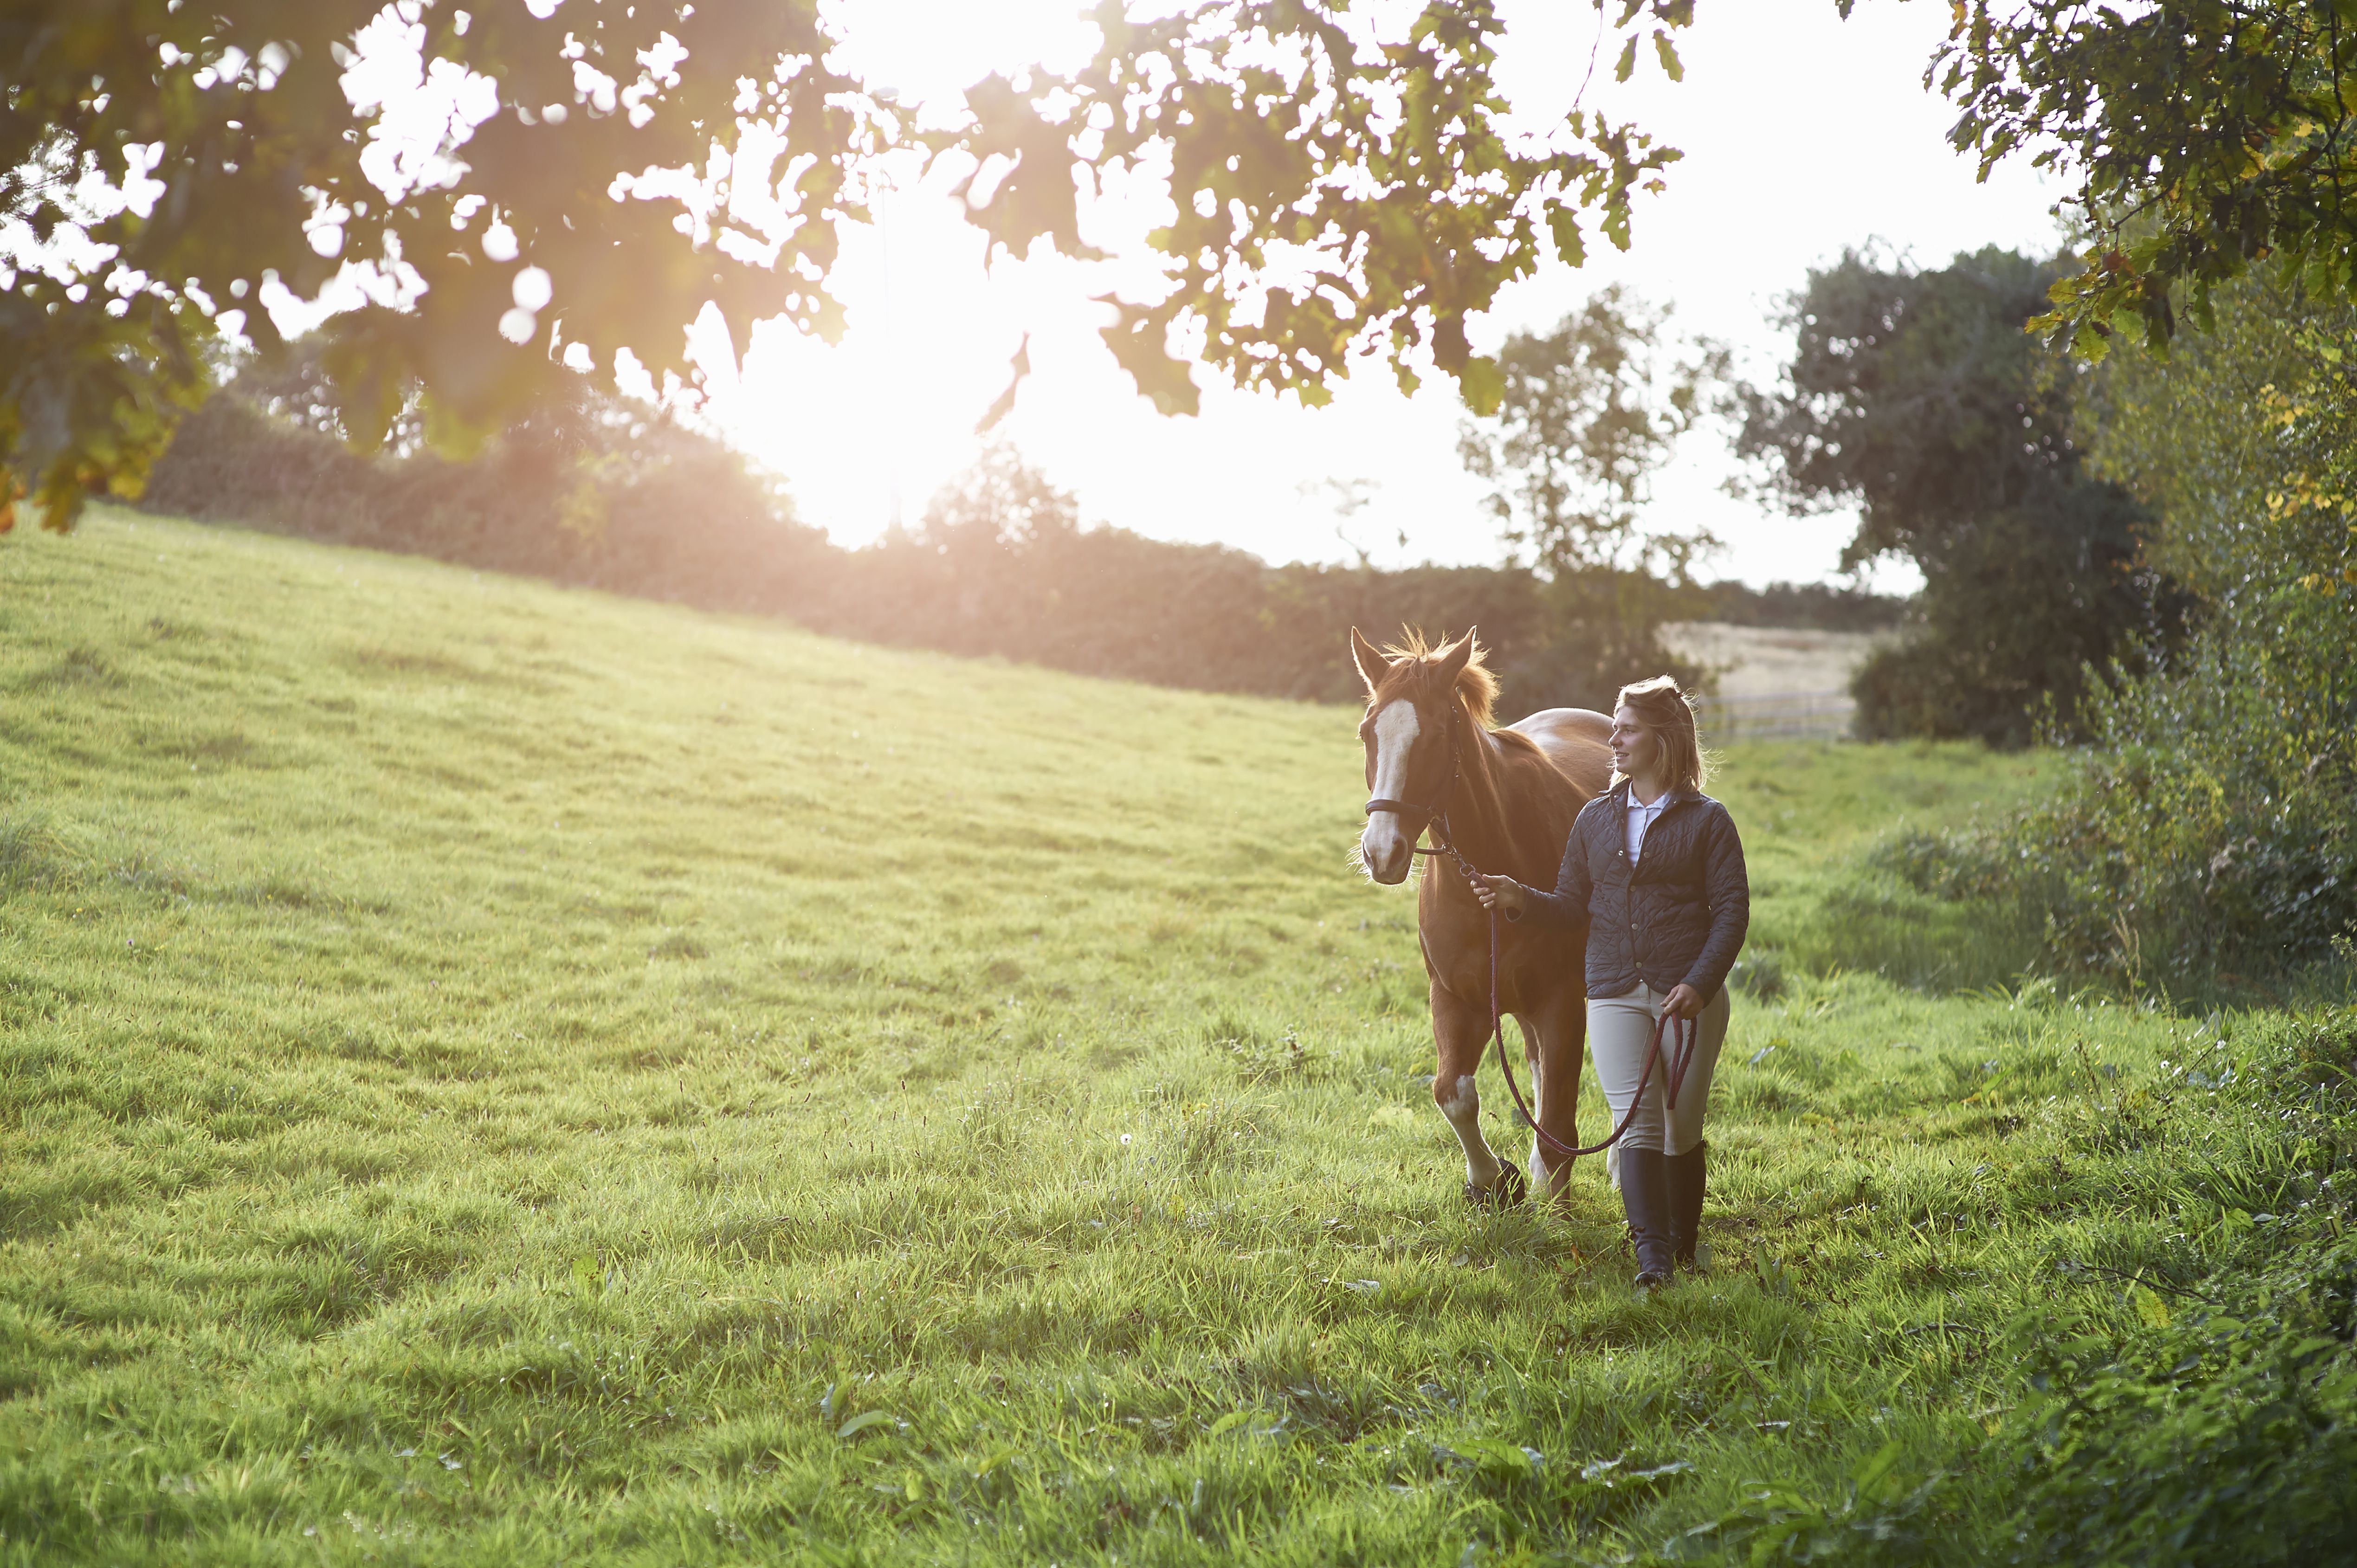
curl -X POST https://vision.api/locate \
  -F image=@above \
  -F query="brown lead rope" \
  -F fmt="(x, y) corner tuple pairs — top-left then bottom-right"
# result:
(1483, 904), (1696, 1162)
(1407, 826), (1695, 1162)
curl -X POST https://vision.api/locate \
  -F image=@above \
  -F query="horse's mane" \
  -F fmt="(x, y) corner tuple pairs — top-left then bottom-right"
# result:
(1374, 629), (1499, 728)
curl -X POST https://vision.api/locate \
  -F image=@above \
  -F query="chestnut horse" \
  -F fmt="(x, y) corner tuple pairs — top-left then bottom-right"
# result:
(1352, 627), (1612, 1204)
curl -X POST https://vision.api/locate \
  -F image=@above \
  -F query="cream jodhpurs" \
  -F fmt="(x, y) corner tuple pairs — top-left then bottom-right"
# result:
(1589, 981), (1730, 1161)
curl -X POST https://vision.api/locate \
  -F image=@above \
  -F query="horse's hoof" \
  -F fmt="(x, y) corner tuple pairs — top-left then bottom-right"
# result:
(1465, 1160), (1528, 1208)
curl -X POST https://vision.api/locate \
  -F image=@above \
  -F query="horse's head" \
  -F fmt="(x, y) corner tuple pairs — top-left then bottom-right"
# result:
(1351, 626), (1485, 885)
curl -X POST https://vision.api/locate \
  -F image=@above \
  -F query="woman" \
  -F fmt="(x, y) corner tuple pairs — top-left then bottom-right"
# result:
(1469, 675), (1749, 1289)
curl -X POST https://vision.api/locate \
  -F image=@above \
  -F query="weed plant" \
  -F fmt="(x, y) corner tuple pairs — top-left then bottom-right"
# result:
(1, 512), (2350, 1564)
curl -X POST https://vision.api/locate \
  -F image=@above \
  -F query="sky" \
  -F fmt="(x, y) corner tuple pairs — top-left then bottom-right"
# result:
(687, 0), (2066, 591)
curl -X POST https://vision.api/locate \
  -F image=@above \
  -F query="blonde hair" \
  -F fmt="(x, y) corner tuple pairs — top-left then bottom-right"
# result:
(1615, 674), (1707, 794)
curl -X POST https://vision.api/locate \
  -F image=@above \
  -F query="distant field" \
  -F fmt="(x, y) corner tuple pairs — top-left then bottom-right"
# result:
(0, 510), (2278, 1566)
(1663, 621), (1889, 699)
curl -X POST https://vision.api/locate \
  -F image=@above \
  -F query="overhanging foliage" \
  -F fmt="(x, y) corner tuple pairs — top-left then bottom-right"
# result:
(1929, 0), (2357, 356)
(2, 0), (1696, 533)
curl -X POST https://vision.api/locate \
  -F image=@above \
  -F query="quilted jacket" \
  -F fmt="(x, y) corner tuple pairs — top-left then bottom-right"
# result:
(1509, 782), (1750, 1002)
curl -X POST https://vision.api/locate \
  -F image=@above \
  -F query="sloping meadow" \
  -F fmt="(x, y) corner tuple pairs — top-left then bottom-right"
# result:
(1, 511), (2350, 1565)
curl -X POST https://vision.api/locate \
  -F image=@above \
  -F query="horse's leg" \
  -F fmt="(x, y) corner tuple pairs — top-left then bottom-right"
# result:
(1511, 1013), (1560, 1200)
(1524, 987), (1587, 1205)
(1431, 979), (1509, 1196)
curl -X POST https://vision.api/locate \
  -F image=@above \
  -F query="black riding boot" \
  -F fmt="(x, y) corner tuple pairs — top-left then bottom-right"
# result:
(1618, 1146), (1676, 1288)
(1666, 1141), (1708, 1270)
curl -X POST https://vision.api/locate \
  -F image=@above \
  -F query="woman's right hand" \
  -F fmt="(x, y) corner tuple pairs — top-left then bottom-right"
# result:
(1467, 873), (1526, 916)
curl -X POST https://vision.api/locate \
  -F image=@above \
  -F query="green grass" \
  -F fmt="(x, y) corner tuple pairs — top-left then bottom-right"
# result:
(0, 509), (2326, 1565)
(1705, 735), (2056, 997)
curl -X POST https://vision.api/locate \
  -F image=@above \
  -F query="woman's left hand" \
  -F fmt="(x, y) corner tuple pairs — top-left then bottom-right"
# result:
(1662, 983), (1704, 1020)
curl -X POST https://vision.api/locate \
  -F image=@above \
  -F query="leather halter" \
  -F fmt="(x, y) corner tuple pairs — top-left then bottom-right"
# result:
(1362, 694), (1465, 846)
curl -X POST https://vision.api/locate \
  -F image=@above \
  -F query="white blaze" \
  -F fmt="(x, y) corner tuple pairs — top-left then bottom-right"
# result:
(1360, 698), (1421, 880)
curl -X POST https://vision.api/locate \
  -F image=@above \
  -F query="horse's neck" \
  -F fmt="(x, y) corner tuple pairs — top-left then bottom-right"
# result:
(1444, 710), (1517, 868)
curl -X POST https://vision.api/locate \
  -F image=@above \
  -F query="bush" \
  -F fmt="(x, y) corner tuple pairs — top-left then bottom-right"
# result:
(139, 386), (836, 614)
(1846, 478), (2193, 749)
(2008, 276), (2356, 993)
(2000, 637), (2357, 993)
(1997, 1008), (2357, 1568)
(1816, 270), (2357, 998)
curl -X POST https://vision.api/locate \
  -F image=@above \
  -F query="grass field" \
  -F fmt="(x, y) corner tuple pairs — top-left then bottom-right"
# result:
(0, 510), (2335, 1565)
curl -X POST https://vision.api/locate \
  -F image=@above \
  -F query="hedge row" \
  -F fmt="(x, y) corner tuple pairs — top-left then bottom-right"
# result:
(138, 395), (1710, 716)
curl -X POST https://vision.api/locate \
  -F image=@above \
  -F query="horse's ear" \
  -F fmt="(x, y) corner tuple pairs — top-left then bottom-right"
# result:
(1435, 627), (1478, 686)
(1350, 626), (1394, 692)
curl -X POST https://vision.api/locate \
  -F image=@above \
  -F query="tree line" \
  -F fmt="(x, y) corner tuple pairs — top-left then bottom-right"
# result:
(135, 367), (1720, 718)
(138, 242), (2207, 756)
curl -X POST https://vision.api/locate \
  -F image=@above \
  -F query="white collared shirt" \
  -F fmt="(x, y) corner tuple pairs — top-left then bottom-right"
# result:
(1626, 785), (1670, 865)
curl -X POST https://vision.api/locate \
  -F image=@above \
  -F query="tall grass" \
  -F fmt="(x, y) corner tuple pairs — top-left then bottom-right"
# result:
(0, 512), (2348, 1564)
